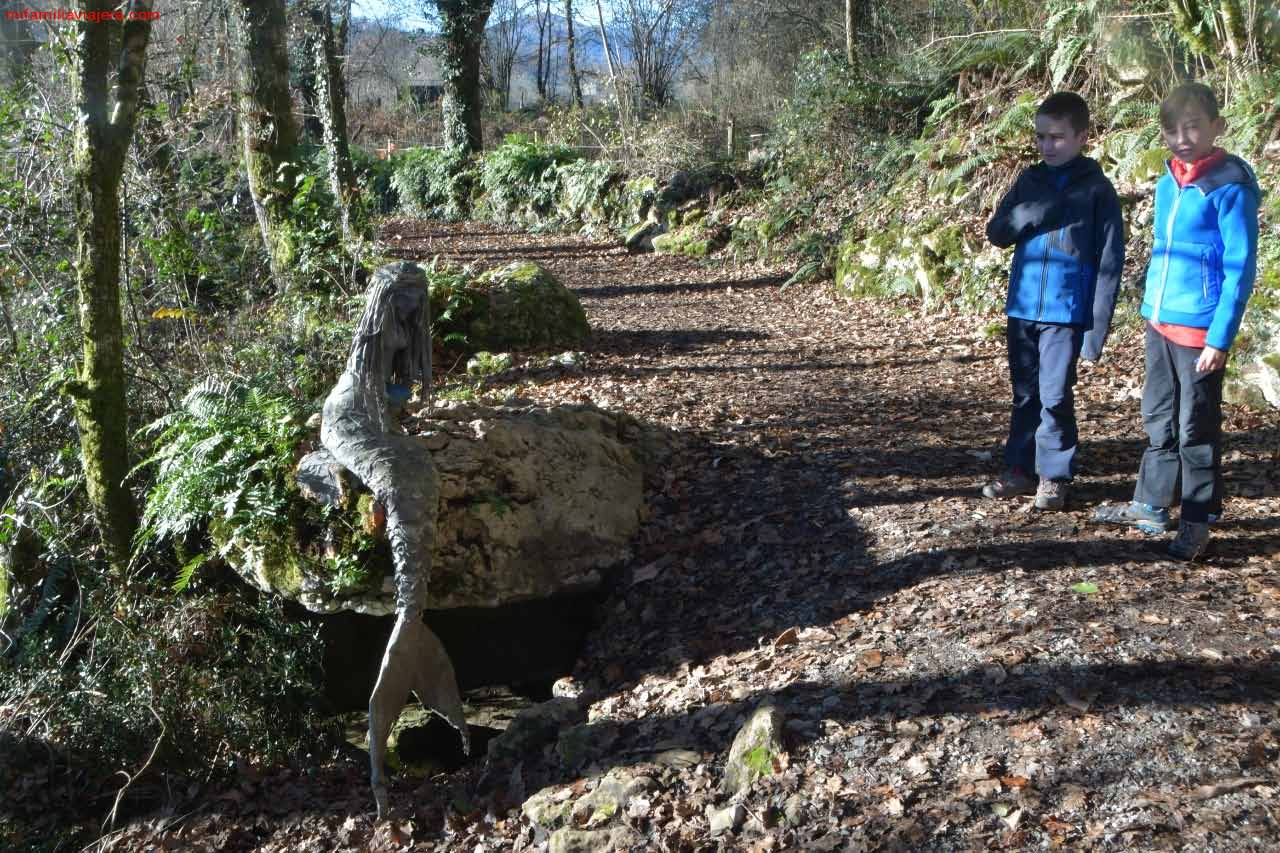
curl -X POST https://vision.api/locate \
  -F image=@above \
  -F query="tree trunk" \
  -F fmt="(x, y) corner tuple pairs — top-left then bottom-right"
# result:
(534, 0), (548, 101)
(298, 27), (326, 140)
(231, 0), (300, 290)
(845, 0), (857, 67)
(594, 0), (623, 105)
(307, 0), (357, 243)
(69, 0), (155, 572)
(437, 0), (494, 153)
(565, 0), (582, 107)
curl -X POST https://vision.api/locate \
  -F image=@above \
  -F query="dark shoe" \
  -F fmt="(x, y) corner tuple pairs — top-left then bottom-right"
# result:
(982, 468), (1035, 499)
(1168, 520), (1210, 561)
(1092, 501), (1172, 534)
(1034, 478), (1068, 510)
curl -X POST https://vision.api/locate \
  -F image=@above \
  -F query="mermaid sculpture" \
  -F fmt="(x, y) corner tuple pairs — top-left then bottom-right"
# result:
(320, 261), (468, 819)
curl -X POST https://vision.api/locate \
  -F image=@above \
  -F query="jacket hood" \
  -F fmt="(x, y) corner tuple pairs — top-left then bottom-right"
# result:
(1167, 154), (1262, 201)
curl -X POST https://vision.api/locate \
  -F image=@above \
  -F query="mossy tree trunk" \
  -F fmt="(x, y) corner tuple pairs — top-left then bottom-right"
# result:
(69, 0), (155, 571)
(232, 0), (300, 290)
(436, 0), (495, 153)
(306, 0), (357, 243)
(565, 0), (583, 107)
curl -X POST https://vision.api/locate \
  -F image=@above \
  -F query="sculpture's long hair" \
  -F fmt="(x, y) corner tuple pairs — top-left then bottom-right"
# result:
(342, 261), (432, 431)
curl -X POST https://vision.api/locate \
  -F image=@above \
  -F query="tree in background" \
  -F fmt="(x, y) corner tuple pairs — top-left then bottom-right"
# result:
(432, 0), (497, 151)
(232, 0), (301, 290)
(484, 0), (527, 109)
(68, 0), (156, 571)
(533, 0), (558, 101)
(307, 0), (358, 242)
(564, 0), (583, 107)
(614, 0), (708, 107)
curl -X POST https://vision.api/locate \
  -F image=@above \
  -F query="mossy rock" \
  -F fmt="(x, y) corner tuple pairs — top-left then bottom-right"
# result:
(432, 261), (590, 354)
(834, 224), (919, 300)
(652, 227), (712, 258)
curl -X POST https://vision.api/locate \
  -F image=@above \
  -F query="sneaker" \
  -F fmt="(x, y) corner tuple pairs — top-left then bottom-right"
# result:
(1168, 520), (1210, 560)
(1092, 501), (1173, 534)
(1034, 478), (1068, 510)
(982, 468), (1035, 499)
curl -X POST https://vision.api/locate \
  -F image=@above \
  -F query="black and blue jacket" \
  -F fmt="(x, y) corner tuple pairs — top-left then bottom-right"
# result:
(986, 155), (1126, 360)
(1141, 155), (1260, 351)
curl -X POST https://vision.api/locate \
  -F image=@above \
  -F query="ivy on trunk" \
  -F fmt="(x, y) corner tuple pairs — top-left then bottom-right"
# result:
(435, 0), (495, 153)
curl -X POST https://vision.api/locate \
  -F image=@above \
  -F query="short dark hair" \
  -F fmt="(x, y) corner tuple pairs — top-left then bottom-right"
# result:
(1160, 82), (1220, 128)
(1037, 92), (1090, 133)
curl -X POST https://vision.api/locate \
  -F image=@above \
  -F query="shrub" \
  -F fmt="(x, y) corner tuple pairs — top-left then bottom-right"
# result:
(391, 146), (476, 221)
(478, 134), (581, 224)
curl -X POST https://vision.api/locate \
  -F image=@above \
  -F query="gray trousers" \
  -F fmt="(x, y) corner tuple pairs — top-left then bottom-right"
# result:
(1133, 324), (1224, 523)
(1004, 318), (1084, 482)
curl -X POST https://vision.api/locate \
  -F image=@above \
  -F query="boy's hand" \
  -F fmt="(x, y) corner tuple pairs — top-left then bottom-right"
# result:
(1196, 345), (1227, 373)
(1010, 200), (1057, 233)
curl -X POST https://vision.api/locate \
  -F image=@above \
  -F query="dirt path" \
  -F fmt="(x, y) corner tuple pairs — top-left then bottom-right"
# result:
(118, 221), (1280, 850)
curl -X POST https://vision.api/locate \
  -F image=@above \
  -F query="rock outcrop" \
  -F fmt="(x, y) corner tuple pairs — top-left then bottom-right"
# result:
(219, 401), (668, 615)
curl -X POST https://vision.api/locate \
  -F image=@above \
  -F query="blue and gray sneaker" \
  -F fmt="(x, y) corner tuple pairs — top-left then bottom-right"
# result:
(1092, 501), (1173, 534)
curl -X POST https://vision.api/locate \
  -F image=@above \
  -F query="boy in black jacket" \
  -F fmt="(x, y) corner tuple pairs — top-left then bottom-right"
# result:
(983, 92), (1126, 510)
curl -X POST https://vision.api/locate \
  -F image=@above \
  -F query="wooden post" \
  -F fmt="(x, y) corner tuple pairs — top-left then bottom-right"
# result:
(726, 117), (735, 159)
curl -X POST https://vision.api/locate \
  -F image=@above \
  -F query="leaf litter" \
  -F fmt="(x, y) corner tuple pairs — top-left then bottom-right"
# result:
(78, 220), (1280, 850)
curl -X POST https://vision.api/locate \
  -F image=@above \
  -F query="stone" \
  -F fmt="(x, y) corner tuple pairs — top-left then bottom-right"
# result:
(522, 784), (577, 830)
(1233, 351), (1280, 409)
(548, 826), (642, 853)
(721, 705), (785, 797)
(570, 768), (656, 828)
(523, 767), (655, 833)
(221, 401), (668, 614)
(487, 697), (584, 763)
(556, 720), (620, 771)
(432, 261), (590, 354)
(708, 802), (746, 835)
(652, 227), (712, 258)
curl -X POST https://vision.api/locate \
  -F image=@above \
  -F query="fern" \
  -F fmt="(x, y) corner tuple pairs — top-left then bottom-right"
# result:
(134, 380), (305, 584)
(1107, 100), (1158, 130)
(990, 93), (1040, 144)
(1049, 35), (1087, 90)
(391, 147), (475, 221)
(478, 134), (581, 224)
(942, 152), (998, 190)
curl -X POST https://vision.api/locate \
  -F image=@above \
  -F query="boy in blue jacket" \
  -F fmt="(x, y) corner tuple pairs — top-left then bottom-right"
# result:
(983, 92), (1125, 510)
(1094, 82), (1260, 560)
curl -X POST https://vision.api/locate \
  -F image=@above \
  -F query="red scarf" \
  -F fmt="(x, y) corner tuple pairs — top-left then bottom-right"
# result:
(1170, 148), (1227, 187)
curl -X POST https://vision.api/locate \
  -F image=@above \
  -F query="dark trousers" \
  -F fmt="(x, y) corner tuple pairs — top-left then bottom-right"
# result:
(1133, 324), (1224, 523)
(1004, 318), (1084, 482)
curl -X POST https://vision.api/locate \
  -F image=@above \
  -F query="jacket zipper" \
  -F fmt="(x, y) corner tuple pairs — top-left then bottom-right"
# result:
(1151, 186), (1184, 323)
(1035, 228), (1056, 320)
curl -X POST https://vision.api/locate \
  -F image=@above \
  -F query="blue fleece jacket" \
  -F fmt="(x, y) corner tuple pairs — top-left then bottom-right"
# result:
(1141, 154), (1261, 351)
(986, 156), (1126, 361)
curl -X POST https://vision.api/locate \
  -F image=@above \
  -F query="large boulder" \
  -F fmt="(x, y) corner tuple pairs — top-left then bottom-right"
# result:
(432, 261), (590, 354)
(218, 401), (666, 615)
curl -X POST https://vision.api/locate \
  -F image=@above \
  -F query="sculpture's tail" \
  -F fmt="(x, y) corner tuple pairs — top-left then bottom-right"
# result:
(368, 612), (469, 820)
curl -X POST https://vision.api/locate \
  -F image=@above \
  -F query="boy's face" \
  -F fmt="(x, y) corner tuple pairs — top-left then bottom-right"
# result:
(1161, 104), (1225, 164)
(1034, 114), (1088, 167)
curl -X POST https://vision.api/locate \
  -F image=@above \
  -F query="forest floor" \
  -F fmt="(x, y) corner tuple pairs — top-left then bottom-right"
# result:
(101, 220), (1280, 851)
